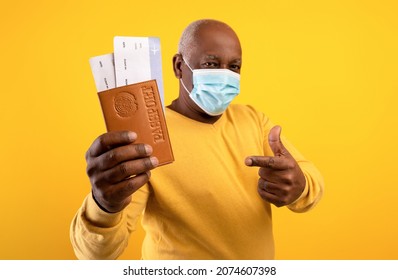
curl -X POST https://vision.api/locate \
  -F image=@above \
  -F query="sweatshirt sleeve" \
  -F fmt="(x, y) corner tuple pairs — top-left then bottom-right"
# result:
(280, 137), (324, 213)
(259, 110), (324, 213)
(69, 184), (150, 260)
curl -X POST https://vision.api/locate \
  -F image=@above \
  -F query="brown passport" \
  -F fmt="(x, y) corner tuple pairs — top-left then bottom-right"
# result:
(97, 80), (174, 166)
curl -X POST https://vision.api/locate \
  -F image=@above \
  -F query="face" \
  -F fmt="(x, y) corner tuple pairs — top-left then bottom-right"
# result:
(183, 26), (242, 75)
(173, 23), (242, 115)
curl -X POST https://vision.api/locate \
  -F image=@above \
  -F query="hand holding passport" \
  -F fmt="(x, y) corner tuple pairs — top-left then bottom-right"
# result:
(89, 37), (174, 166)
(86, 36), (174, 213)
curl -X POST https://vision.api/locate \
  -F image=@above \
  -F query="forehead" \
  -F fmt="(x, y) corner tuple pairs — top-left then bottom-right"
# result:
(190, 25), (242, 60)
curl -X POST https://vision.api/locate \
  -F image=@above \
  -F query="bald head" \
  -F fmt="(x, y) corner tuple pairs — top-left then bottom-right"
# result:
(178, 19), (240, 61)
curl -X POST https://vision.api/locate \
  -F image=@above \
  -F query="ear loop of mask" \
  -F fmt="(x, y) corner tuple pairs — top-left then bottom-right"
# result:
(182, 57), (194, 72)
(180, 57), (193, 94)
(180, 79), (191, 95)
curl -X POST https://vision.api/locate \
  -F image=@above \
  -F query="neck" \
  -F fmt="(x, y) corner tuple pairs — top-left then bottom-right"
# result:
(167, 98), (222, 124)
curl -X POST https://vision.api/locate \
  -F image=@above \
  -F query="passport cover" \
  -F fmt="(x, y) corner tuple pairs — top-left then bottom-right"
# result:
(98, 80), (174, 166)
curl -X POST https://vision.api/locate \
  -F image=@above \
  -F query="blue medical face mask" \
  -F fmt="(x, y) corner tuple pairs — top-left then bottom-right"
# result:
(180, 59), (240, 116)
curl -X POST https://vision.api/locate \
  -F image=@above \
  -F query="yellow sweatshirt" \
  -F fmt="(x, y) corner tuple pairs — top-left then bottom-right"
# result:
(70, 104), (324, 259)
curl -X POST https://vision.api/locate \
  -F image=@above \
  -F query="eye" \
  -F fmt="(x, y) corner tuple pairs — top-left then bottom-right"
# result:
(229, 64), (241, 73)
(202, 61), (219, 68)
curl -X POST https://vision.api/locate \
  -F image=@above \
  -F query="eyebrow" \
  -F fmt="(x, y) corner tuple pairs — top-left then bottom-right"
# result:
(204, 55), (241, 63)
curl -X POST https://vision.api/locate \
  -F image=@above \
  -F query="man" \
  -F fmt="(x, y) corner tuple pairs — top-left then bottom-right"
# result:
(70, 19), (324, 259)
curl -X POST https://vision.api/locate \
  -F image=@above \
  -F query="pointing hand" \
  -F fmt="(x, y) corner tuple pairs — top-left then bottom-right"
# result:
(245, 126), (306, 207)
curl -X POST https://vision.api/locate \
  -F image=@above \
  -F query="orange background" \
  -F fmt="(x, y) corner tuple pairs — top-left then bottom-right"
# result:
(0, 0), (397, 259)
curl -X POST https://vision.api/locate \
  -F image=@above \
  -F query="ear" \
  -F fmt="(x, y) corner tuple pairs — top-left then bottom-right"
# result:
(173, 53), (183, 79)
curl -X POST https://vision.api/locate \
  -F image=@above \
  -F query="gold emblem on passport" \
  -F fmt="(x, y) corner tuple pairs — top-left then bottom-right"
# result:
(114, 92), (138, 117)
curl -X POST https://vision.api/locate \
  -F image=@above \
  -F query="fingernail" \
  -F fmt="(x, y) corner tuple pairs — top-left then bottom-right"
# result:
(145, 145), (153, 155)
(150, 157), (159, 167)
(245, 158), (253, 166)
(127, 131), (137, 141)
(146, 171), (151, 178)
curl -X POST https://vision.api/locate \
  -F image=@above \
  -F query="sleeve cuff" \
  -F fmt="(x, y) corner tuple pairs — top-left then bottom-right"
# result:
(84, 194), (123, 228)
(287, 175), (309, 211)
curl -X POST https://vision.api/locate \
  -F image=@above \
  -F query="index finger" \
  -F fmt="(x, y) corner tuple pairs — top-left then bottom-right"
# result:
(87, 131), (137, 158)
(245, 156), (293, 170)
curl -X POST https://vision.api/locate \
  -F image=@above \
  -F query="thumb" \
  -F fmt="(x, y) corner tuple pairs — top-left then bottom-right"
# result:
(268, 125), (288, 156)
